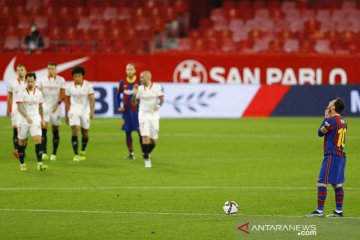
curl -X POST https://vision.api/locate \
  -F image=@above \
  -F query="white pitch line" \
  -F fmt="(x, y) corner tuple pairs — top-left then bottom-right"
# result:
(1, 208), (359, 219)
(0, 186), (359, 190)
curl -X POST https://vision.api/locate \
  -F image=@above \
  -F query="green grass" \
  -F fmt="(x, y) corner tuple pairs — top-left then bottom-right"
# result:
(0, 117), (359, 240)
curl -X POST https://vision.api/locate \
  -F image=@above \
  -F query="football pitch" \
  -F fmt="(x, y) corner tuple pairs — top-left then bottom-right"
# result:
(0, 117), (359, 240)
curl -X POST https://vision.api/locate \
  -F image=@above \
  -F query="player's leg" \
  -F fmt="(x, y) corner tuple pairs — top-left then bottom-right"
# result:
(148, 118), (159, 154)
(132, 110), (145, 157)
(149, 139), (157, 153)
(17, 125), (28, 171)
(125, 131), (135, 159)
(79, 115), (90, 160)
(123, 113), (135, 159)
(12, 127), (19, 158)
(51, 124), (60, 161)
(306, 156), (330, 217)
(325, 184), (344, 217)
(327, 156), (345, 217)
(50, 113), (61, 161)
(30, 121), (48, 171)
(11, 112), (19, 158)
(41, 121), (49, 160)
(139, 119), (151, 168)
(34, 135), (48, 171)
(71, 125), (80, 161)
(137, 130), (145, 156)
(69, 113), (80, 161)
(80, 128), (89, 160)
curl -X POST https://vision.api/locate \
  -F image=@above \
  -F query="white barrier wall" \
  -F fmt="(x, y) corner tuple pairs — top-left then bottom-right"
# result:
(1, 82), (358, 117)
(0, 82), (261, 118)
(91, 83), (260, 118)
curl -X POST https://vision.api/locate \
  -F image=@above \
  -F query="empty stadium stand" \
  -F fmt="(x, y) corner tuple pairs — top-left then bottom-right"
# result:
(1, 0), (359, 54)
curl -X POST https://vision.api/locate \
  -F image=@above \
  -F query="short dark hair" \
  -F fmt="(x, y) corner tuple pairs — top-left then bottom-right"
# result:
(25, 72), (36, 79)
(334, 97), (345, 114)
(71, 66), (85, 76)
(48, 62), (57, 67)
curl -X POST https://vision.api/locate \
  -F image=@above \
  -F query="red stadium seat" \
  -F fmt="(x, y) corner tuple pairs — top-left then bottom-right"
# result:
(118, 8), (132, 21)
(206, 38), (220, 52)
(17, 17), (31, 30)
(283, 39), (299, 53)
(254, 9), (270, 20)
(210, 9), (225, 22)
(213, 18), (228, 31)
(103, 7), (117, 20)
(222, 0), (236, 9)
(49, 27), (61, 40)
(94, 29), (107, 41)
(232, 28), (247, 42)
(3, 36), (20, 52)
(316, 10), (331, 23)
(221, 38), (236, 52)
(89, 7), (103, 20)
(224, 7), (240, 20)
(253, 0), (266, 10)
(176, 38), (191, 51)
(34, 17), (48, 30)
(342, 1), (358, 10)
(281, 1), (296, 12)
(301, 9), (315, 22)
(314, 39), (332, 53)
(252, 39), (269, 52)
(91, 19), (105, 30)
(77, 17), (92, 30)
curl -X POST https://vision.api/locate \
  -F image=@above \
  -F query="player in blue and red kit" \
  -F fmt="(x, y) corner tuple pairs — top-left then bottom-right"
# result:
(306, 97), (347, 218)
(116, 63), (144, 159)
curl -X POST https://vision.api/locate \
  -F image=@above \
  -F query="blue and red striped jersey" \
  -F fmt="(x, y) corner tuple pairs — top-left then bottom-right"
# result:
(319, 115), (347, 157)
(116, 77), (139, 112)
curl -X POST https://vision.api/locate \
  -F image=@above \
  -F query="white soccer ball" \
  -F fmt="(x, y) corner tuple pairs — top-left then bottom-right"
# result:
(223, 200), (238, 215)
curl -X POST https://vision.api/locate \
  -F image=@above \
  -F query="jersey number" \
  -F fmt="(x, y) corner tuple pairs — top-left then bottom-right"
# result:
(337, 128), (346, 148)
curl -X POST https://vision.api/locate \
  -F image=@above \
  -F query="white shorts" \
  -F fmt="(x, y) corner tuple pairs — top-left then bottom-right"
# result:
(17, 120), (42, 139)
(139, 117), (159, 139)
(11, 111), (20, 127)
(44, 108), (61, 126)
(68, 112), (90, 129)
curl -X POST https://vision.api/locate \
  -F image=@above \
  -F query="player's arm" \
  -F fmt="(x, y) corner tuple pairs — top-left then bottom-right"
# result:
(318, 118), (334, 137)
(65, 96), (70, 124)
(37, 79), (43, 91)
(117, 81), (124, 112)
(17, 102), (32, 124)
(6, 91), (13, 117)
(131, 87), (139, 106)
(318, 108), (333, 137)
(39, 103), (44, 125)
(52, 88), (65, 113)
(154, 96), (164, 111)
(318, 125), (328, 137)
(158, 96), (164, 106)
(89, 94), (95, 118)
(39, 92), (44, 125)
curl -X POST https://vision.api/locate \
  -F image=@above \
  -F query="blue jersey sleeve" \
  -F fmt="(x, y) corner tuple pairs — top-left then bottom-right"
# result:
(116, 80), (124, 108)
(318, 117), (335, 137)
(323, 117), (335, 131)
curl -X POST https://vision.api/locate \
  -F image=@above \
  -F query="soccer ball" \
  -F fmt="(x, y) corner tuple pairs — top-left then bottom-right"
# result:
(223, 200), (238, 215)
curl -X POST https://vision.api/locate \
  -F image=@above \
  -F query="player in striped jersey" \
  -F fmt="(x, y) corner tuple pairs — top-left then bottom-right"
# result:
(116, 63), (144, 160)
(306, 97), (347, 218)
